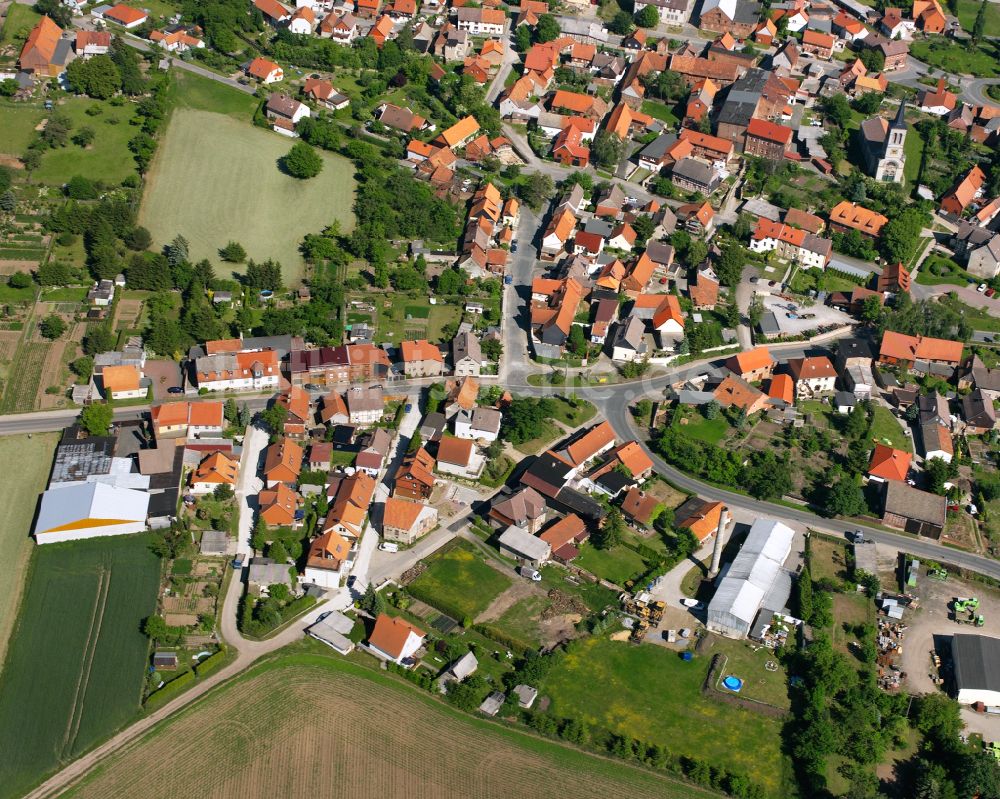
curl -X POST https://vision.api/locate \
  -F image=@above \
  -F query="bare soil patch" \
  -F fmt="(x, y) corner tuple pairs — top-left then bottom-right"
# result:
(476, 579), (544, 624)
(0, 260), (38, 274)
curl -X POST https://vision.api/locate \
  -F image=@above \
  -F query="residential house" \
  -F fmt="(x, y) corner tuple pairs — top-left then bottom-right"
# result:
(963, 355), (1000, 401)
(149, 28), (205, 53)
(530, 277), (583, 358)
(878, 262), (912, 293)
(918, 78), (958, 116)
(356, 428), (393, 476)
(345, 385), (384, 425)
(454, 407), (502, 443)
(195, 348), (280, 392)
(677, 201), (715, 234)
(877, 39), (909, 72)
(369, 14), (394, 47)
(726, 347), (775, 381)
(671, 158), (722, 195)
(190, 451), (239, 494)
(320, 391), (349, 425)
(288, 344), (391, 387)
(828, 201), (888, 238)
(786, 356), (837, 399)
(101, 364), (146, 400)
(539, 513), (589, 563)
(303, 528), (353, 587)
(246, 57), (284, 84)
(150, 401), (225, 441)
(698, 0), (761, 37)
(744, 118), (794, 160)
(455, 6), (504, 36)
(321, 12), (359, 42)
(437, 115), (480, 150)
(321, 471), (376, 540)
(442, 376), (478, 419)
(921, 421), (954, 464)
(393, 446), (436, 500)
(688, 269), (720, 309)
(552, 124), (590, 168)
(633, 0), (690, 25)
(878, 331), (963, 371)
(254, 0), (291, 23)
(436, 436), (483, 479)
(611, 316), (647, 363)
(712, 373), (768, 414)
(303, 78), (350, 110)
(289, 5), (317, 32)
(376, 103), (426, 133)
(867, 443), (911, 483)
(401, 339), (443, 378)
(76, 31), (111, 57)
(258, 482), (301, 527)
(489, 486), (547, 532)
(801, 29), (834, 59)
(275, 386), (312, 438)
(962, 389), (998, 434)
(621, 487), (664, 527)
(308, 442), (333, 472)
(953, 224), (1000, 279)
(941, 165), (986, 217)
(768, 373), (795, 406)
(382, 497), (438, 544)
(263, 438), (303, 487)
(835, 337), (876, 399)
(368, 613), (425, 665)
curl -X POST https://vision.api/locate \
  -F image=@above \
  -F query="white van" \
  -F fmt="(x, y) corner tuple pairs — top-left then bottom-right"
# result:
(379, 542), (399, 553)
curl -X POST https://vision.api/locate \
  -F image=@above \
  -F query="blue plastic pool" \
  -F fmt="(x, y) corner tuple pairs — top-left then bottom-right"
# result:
(722, 676), (743, 692)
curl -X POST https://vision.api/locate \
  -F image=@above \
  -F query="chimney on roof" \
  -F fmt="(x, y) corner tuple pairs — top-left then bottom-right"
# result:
(708, 506), (730, 579)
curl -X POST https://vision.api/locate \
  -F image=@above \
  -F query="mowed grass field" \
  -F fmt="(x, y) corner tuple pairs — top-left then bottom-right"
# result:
(0, 535), (160, 799)
(33, 99), (138, 185)
(0, 433), (58, 666)
(407, 541), (511, 620)
(66, 650), (719, 799)
(139, 108), (356, 285)
(0, 101), (44, 156)
(542, 638), (792, 796)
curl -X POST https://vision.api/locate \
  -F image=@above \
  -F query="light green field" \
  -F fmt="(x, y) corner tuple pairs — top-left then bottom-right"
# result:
(956, 0), (1000, 37)
(543, 638), (792, 796)
(407, 540), (512, 620)
(870, 406), (911, 452)
(0, 433), (58, 667)
(0, 535), (160, 799)
(169, 69), (259, 120)
(0, 102), (44, 156)
(34, 99), (138, 185)
(0, 3), (41, 48)
(139, 108), (356, 284)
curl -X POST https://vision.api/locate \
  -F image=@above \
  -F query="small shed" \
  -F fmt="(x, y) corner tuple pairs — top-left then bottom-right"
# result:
(479, 691), (506, 716)
(308, 611), (356, 654)
(200, 530), (230, 556)
(513, 684), (538, 708)
(152, 651), (178, 670)
(497, 526), (551, 567)
(449, 651), (479, 681)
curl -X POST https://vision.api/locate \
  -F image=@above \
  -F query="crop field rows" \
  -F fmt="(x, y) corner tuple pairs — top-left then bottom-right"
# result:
(67, 653), (716, 799)
(0, 340), (48, 412)
(0, 536), (159, 799)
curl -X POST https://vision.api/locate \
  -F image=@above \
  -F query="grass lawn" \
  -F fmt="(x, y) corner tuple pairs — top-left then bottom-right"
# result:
(702, 635), (791, 709)
(543, 638), (792, 796)
(371, 294), (463, 343)
(0, 535), (160, 799)
(62, 649), (714, 799)
(789, 267), (860, 295)
(169, 69), (259, 120)
(549, 395), (596, 428)
(0, 3), (40, 48)
(938, 294), (1000, 333)
(0, 102), (44, 156)
(539, 565), (620, 612)
(490, 594), (547, 648)
(831, 592), (873, 657)
(869, 406), (911, 452)
(139, 109), (355, 286)
(513, 419), (561, 456)
(916, 253), (969, 287)
(903, 121), (924, 186)
(407, 540), (512, 621)
(573, 542), (648, 586)
(955, 0), (1000, 36)
(640, 100), (679, 126)
(810, 535), (849, 585)
(33, 98), (138, 185)
(910, 38), (1000, 77)
(0, 434), (58, 668)
(674, 413), (729, 445)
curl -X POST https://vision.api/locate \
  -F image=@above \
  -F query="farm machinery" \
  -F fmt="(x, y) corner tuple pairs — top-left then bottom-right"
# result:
(927, 568), (948, 581)
(953, 597), (981, 614)
(620, 592), (666, 625)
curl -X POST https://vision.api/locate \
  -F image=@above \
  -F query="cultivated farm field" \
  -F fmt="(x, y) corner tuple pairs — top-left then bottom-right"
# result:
(139, 109), (356, 285)
(0, 535), (159, 799)
(0, 432), (58, 666)
(66, 650), (718, 799)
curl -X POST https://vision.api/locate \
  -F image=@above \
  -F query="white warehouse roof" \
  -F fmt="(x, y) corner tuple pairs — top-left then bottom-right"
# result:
(35, 482), (150, 540)
(708, 519), (795, 635)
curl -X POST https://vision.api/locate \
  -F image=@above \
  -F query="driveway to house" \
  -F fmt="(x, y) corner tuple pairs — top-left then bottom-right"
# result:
(234, 423), (268, 559)
(485, 24), (517, 105)
(502, 206), (544, 385)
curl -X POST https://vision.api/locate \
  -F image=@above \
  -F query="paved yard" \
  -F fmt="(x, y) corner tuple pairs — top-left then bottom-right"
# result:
(144, 359), (183, 400)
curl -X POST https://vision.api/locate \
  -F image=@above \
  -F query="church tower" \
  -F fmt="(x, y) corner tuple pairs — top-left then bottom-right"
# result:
(875, 101), (906, 183)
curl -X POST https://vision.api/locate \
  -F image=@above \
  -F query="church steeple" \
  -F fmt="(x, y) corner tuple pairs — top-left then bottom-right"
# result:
(891, 100), (907, 129)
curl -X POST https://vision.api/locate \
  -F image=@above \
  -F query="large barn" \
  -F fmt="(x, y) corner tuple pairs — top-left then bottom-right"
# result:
(707, 519), (795, 639)
(952, 634), (1000, 706)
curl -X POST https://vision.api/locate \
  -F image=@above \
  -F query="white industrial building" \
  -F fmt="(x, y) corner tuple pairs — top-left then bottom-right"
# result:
(34, 482), (150, 544)
(707, 519), (795, 639)
(952, 634), (1000, 706)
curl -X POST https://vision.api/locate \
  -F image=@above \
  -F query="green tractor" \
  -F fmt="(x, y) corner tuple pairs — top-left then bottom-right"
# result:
(928, 568), (948, 581)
